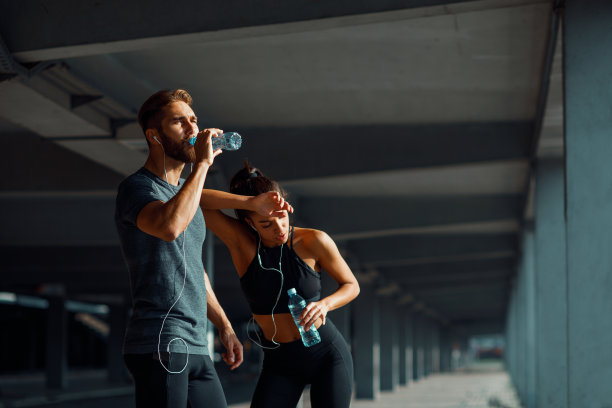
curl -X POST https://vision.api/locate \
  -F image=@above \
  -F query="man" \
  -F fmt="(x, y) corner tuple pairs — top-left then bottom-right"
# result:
(115, 89), (292, 408)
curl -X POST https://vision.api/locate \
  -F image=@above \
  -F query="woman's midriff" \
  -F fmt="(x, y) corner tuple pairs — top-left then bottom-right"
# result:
(253, 313), (323, 343)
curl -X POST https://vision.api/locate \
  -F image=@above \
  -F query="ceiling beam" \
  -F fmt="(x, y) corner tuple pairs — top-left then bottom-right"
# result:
(302, 195), (521, 240)
(0, 64), (144, 176)
(410, 281), (506, 296)
(349, 233), (518, 268)
(0, 193), (119, 246)
(434, 312), (506, 323)
(450, 319), (506, 336)
(380, 257), (515, 279)
(0, 246), (126, 286)
(397, 269), (511, 289)
(1, 0), (476, 62)
(221, 122), (531, 182)
(0, 132), (124, 191)
(0, 77), (110, 137)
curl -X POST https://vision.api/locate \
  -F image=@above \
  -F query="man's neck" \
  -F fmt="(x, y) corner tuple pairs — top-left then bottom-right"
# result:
(144, 155), (186, 186)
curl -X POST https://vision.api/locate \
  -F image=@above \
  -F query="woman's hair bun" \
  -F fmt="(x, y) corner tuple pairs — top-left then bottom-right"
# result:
(229, 160), (287, 222)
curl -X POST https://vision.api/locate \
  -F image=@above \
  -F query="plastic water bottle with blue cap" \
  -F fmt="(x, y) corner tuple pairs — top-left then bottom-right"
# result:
(287, 288), (321, 347)
(188, 132), (242, 151)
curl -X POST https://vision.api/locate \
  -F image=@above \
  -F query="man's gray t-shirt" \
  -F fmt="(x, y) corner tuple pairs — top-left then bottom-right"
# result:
(115, 167), (208, 355)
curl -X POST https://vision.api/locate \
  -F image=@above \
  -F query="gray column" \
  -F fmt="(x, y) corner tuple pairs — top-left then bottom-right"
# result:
(398, 307), (413, 385)
(514, 271), (525, 402)
(423, 318), (433, 376)
(422, 318), (430, 376)
(534, 159), (568, 408)
(107, 303), (128, 383)
(513, 228), (536, 407)
(564, 1), (612, 405)
(439, 327), (451, 373)
(505, 285), (518, 386)
(379, 297), (398, 391)
(523, 229), (537, 408)
(46, 297), (67, 389)
(412, 312), (425, 380)
(456, 336), (470, 369)
(353, 283), (379, 399)
(431, 321), (440, 373)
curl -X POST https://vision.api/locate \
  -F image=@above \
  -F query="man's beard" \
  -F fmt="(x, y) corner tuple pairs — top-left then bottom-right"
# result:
(158, 129), (195, 163)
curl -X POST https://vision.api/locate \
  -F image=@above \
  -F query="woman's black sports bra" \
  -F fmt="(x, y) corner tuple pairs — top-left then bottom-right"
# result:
(240, 226), (321, 315)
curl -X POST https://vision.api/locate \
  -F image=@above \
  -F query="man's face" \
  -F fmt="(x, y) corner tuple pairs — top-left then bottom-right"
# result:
(157, 101), (199, 163)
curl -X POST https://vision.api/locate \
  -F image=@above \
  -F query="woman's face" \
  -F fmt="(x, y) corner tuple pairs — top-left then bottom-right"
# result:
(247, 210), (290, 247)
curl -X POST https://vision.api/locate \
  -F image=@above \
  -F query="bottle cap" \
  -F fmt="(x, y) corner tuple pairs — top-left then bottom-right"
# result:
(287, 288), (296, 295)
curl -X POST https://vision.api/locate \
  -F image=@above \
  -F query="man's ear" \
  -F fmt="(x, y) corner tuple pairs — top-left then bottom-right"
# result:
(146, 129), (159, 145)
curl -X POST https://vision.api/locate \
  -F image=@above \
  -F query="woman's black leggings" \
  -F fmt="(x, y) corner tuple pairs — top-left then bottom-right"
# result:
(124, 352), (227, 408)
(251, 319), (353, 408)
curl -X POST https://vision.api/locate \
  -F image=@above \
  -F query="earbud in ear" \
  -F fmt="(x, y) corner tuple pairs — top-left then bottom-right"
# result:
(153, 136), (160, 144)
(247, 222), (260, 236)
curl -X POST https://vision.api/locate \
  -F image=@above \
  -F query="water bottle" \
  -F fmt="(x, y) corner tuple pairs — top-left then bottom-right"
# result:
(287, 288), (321, 347)
(188, 132), (242, 150)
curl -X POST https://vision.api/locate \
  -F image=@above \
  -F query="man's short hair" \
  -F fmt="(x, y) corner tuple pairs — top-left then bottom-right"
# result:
(137, 89), (193, 134)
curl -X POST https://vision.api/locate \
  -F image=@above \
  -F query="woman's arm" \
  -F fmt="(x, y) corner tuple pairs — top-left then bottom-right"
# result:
(200, 189), (293, 216)
(299, 230), (360, 330)
(202, 208), (249, 248)
(203, 209), (257, 276)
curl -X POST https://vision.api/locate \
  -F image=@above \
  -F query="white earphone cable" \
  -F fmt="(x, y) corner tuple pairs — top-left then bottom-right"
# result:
(153, 135), (189, 374)
(246, 235), (284, 350)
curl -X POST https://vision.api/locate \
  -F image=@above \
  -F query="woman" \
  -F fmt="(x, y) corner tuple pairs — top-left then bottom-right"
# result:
(203, 162), (360, 408)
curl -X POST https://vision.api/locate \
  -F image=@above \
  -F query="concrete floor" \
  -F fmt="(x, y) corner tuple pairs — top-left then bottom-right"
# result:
(230, 361), (522, 408)
(0, 361), (521, 408)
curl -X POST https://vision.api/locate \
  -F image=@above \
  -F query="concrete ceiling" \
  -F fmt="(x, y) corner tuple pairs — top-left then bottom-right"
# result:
(0, 0), (563, 336)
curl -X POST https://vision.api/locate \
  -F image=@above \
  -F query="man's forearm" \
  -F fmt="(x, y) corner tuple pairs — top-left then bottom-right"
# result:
(137, 162), (210, 241)
(162, 163), (210, 227)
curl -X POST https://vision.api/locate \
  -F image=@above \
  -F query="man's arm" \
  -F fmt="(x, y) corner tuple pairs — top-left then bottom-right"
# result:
(137, 163), (211, 241)
(137, 130), (221, 241)
(204, 271), (243, 370)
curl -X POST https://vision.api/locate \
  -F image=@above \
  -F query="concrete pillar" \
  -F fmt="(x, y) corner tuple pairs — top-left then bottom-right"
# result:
(523, 229), (537, 408)
(423, 317), (439, 375)
(353, 283), (379, 399)
(439, 327), (451, 373)
(513, 261), (523, 401)
(534, 159), (568, 408)
(505, 285), (518, 385)
(107, 303), (128, 383)
(398, 307), (413, 385)
(564, 1), (612, 405)
(431, 321), (440, 373)
(379, 297), (398, 391)
(412, 312), (425, 380)
(456, 336), (470, 369)
(25, 321), (38, 370)
(46, 297), (67, 389)
(513, 228), (536, 407)
(423, 318), (433, 376)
